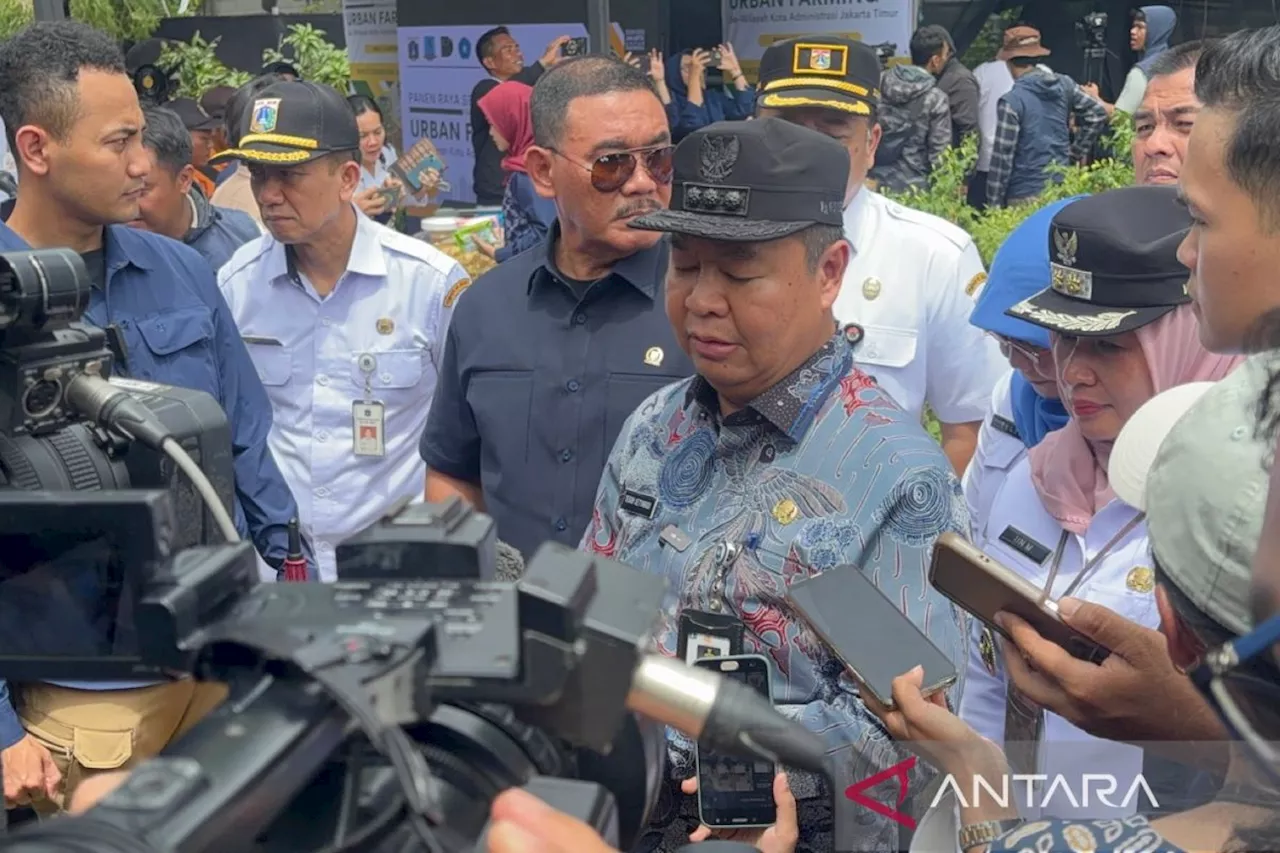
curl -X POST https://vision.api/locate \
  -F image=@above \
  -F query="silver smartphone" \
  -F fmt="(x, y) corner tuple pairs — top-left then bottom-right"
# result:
(694, 654), (777, 828)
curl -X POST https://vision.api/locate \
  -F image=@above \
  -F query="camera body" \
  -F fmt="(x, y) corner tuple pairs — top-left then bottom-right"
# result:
(871, 41), (897, 69)
(1076, 11), (1109, 50)
(561, 37), (588, 58)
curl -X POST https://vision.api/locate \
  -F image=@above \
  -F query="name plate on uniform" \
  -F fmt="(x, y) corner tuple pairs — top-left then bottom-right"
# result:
(990, 414), (1021, 440)
(620, 488), (658, 519)
(998, 525), (1051, 565)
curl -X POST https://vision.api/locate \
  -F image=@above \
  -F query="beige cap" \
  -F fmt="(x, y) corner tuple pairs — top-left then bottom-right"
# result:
(1110, 360), (1270, 636)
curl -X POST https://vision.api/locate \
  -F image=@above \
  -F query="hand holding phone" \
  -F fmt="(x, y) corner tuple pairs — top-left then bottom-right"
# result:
(683, 771), (799, 852)
(694, 655), (777, 829)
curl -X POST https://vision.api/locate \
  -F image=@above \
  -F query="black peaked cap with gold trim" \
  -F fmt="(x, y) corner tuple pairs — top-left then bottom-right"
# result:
(756, 36), (881, 116)
(1005, 185), (1193, 337)
(211, 80), (359, 166)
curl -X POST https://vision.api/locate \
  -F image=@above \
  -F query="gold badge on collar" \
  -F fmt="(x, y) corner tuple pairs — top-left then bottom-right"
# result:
(979, 627), (998, 675)
(772, 498), (800, 525)
(375, 317), (394, 335)
(1127, 566), (1156, 594)
(644, 346), (664, 367)
(862, 277), (882, 300)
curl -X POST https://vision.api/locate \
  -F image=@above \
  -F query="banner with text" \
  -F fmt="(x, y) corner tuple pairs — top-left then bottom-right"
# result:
(344, 0), (403, 152)
(722, 0), (917, 80)
(398, 23), (591, 205)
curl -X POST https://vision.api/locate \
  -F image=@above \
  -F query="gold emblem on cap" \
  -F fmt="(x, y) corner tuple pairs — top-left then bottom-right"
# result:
(966, 272), (987, 297)
(979, 627), (998, 675)
(1051, 263), (1093, 299)
(1053, 229), (1078, 266)
(644, 346), (664, 367)
(772, 498), (800, 525)
(249, 98), (281, 134)
(376, 317), (394, 335)
(1127, 566), (1156, 594)
(862, 277), (882, 300)
(790, 41), (848, 76)
(809, 47), (832, 70)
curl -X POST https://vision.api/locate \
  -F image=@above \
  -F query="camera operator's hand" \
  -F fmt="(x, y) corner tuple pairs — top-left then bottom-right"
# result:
(541, 36), (572, 69)
(2, 733), (61, 807)
(679, 773), (798, 853)
(489, 787), (618, 853)
(1080, 82), (1101, 99)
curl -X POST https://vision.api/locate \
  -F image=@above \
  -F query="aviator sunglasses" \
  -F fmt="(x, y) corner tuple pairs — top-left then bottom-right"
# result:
(549, 144), (676, 193)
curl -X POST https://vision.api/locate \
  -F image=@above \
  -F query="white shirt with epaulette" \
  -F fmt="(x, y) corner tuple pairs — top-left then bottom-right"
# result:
(837, 188), (1006, 425)
(218, 208), (471, 582)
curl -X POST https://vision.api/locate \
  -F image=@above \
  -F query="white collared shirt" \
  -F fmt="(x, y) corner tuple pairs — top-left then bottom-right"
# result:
(958, 457), (1158, 821)
(961, 370), (1026, 545)
(359, 145), (397, 193)
(218, 209), (470, 581)
(838, 189), (1006, 424)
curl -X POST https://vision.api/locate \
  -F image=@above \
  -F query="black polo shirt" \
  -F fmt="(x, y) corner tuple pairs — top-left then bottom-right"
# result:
(419, 229), (693, 559)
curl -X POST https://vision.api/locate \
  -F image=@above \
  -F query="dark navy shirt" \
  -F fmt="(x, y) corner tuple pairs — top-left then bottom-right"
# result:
(419, 228), (694, 559)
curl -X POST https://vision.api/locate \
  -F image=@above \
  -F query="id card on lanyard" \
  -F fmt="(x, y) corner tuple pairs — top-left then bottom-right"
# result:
(353, 353), (385, 457)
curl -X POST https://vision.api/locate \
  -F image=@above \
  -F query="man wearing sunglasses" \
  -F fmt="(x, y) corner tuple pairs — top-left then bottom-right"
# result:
(420, 56), (694, 562)
(755, 37), (1006, 478)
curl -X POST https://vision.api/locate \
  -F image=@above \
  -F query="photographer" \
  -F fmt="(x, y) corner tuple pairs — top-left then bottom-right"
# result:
(0, 21), (307, 811)
(1084, 7), (1178, 116)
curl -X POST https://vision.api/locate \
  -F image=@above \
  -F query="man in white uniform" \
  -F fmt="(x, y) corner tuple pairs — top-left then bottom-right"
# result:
(755, 36), (1005, 475)
(216, 80), (471, 582)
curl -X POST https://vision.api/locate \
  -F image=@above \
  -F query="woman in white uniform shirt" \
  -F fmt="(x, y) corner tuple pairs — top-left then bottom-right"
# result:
(958, 186), (1242, 820)
(349, 95), (398, 225)
(963, 196), (1079, 544)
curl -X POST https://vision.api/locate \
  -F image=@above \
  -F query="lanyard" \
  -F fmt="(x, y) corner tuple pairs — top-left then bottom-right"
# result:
(1039, 511), (1147, 603)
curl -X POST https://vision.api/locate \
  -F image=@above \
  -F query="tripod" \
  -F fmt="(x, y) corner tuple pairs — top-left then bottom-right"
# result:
(1081, 45), (1107, 93)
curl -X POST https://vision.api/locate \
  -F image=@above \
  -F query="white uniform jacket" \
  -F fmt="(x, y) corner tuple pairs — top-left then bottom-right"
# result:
(838, 188), (1006, 425)
(961, 370), (1027, 545)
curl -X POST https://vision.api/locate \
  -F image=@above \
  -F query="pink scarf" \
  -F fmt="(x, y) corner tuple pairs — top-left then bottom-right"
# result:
(1028, 306), (1244, 533)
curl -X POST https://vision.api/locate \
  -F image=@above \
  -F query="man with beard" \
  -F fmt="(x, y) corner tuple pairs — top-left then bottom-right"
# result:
(421, 56), (694, 561)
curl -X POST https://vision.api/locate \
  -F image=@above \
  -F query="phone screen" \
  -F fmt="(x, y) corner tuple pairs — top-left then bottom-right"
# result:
(694, 655), (777, 828)
(787, 564), (957, 708)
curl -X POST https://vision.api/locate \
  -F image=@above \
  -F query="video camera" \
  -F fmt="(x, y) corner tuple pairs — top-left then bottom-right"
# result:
(871, 42), (897, 70)
(0, 252), (830, 852)
(1075, 11), (1109, 51)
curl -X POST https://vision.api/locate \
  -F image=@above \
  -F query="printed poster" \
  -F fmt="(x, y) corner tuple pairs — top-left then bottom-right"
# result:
(722, 0), (919, 81)
(343, 0), (403, 152)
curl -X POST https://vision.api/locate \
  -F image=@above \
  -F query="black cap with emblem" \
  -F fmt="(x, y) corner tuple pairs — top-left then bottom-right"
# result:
(628, 118), (848, 243)
(210, 80), (359, 166)
(1004, 185), (1192, 337)
(755, 36), (881, 116)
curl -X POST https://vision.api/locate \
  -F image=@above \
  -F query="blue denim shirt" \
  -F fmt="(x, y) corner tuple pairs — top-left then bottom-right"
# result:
(0, 220), (306, 748)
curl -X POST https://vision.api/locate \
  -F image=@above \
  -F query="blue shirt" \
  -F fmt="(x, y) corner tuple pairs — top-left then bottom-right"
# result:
(419, 227), (693, 559)
(580, 335), (971, 852)
(0, 220), (303, 748)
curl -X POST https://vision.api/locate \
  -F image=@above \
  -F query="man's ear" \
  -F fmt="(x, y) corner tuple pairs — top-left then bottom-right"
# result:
(176, 164), (195, 195)
(817, 238), (852, 312)
(13, 124), (55, 177)
(524, 145), (556, 200)
(338, 158), (362, 202)
(1156, 584), (1205, 671)
(865, 120), (882, 161)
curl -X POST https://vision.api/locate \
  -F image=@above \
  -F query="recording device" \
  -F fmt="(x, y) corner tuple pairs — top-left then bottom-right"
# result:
(929, 532), (1110, 664)
(871, 42), (897, 69)
(0, 249), (235, 550)
(1075, 11), (1109, 50)
(0, 492), (830, 852)
(695, 655), (777, 829)
(132, 63), (173, 107)
(788, 560), (957, 710)
(562, 37), (588, 58)
(708, 47), (723, 65)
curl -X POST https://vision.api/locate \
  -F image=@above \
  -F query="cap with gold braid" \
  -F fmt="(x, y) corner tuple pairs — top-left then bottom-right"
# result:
(756, 36), (882, 116)
(211, 80), (359, 166)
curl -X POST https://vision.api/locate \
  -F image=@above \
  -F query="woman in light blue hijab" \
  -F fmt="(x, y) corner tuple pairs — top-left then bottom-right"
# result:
(961, 196), (1081, 543)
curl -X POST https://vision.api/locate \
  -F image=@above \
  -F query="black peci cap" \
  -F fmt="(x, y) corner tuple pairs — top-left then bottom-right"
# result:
(212, 80), (360, 166)
(629, 118), (848, 243)
(167, 97), (221, 131)
(1005, 185), (1193, 337)
(756, 36), (881, 116)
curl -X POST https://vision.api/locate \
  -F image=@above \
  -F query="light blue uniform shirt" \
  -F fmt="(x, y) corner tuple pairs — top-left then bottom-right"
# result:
(218, 208), (469, 581)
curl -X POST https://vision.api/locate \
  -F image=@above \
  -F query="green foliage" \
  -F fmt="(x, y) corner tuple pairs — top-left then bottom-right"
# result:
(264, 23), (350, 91)
(882, 114), (1137, 265)
(68, 0), (200, 44)
(0, 0), (32, 41)
(960, 7), (1023, 69)
(159, 31), (252, 100)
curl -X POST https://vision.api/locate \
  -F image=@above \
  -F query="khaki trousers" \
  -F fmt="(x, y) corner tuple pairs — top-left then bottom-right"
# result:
(13, 679), (227, 813)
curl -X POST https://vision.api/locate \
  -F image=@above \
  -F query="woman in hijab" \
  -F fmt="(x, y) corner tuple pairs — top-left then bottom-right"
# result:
(957, 187), (1243, 823)
(964, 196), (1080, 546)
(473, 81), (557, 263)
(664, 46), (754, 141)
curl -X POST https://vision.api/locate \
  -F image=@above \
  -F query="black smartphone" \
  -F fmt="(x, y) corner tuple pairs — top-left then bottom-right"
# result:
(561, 37), (588, 57)
(694, 654), (777, 828)
(787, 563), (957, 710)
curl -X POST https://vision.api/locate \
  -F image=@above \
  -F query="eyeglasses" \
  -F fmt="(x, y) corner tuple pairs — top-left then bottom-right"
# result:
(1191, 612), (1280, 787)
(988, 333), (1051, 368)
(550, 145), (675, 193)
